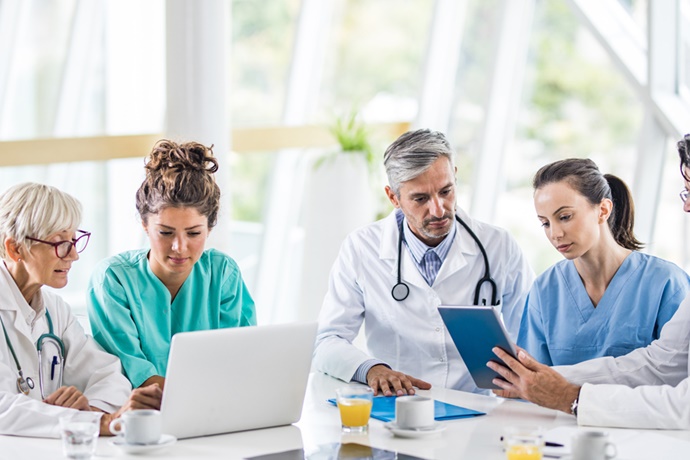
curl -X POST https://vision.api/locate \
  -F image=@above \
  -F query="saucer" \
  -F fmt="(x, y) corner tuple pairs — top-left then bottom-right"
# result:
(110, 433), (177, 454)
(384, 422), (446, 439)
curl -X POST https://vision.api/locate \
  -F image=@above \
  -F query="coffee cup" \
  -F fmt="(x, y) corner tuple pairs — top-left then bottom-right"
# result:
(109, 409), (162, 445)
(395, 396), (435, 429)
(572, 430), (617, 460)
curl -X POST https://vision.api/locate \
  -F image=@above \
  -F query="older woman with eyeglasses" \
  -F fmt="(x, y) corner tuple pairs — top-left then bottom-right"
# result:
(0, 182), (161, 438)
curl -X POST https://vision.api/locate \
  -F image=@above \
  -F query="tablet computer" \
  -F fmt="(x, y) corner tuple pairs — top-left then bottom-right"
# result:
(438, 305), (517, 390)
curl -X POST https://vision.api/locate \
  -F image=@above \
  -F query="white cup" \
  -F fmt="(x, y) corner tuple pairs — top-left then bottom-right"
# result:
(572, 431), (617, 460)
(109, 409), (162, 445)
(395, 396), (435, 429)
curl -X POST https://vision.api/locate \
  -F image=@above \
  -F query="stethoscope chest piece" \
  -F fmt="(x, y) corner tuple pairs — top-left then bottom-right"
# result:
(391, 282), (410, 302)
(16, 372), (34, 395)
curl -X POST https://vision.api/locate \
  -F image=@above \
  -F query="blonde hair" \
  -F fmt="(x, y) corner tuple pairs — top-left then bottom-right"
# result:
(0, 183), (82, 258)
(135, 139), (221, 227)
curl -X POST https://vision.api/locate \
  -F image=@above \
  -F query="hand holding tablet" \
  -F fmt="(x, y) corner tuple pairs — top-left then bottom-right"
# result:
(438, 305), (517, 389)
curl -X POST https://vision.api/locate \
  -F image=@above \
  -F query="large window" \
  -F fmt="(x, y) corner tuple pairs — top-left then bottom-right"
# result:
(231, 0), (300, 127)
(500, 1), (643, 273)
(319, 0), (432, 122)
(680, 0), (690, 103)
(2, 0), (690, 323)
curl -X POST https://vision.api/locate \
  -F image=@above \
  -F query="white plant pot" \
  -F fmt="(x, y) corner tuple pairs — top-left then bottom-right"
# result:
(299, 152), (376, 320)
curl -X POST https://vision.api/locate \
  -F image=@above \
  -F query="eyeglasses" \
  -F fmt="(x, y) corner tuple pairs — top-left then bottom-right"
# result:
(26, 230), (91, 259)
(681, 189), (690, 203)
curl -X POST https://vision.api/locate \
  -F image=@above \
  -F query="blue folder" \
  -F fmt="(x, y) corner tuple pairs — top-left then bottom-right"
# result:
(327, 395), (485, 422)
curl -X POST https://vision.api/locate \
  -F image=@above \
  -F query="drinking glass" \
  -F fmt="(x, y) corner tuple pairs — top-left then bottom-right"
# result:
(504, 426), (544, 460)
(59, 413), (99, 459)
(335, 386), (374, 434)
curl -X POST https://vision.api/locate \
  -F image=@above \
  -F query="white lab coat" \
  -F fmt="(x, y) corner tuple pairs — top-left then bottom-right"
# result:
(313, 209), (535, 392)
(0, 263), (131, 438)
(556, 292), (690, 429)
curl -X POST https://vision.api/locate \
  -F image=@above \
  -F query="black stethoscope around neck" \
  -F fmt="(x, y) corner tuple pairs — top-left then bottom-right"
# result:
(391, 214), (499, 306)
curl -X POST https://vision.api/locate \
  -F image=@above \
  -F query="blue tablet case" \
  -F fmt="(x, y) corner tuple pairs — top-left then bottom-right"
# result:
(438, 305), (517, 390)
(328, 395), (485, 422)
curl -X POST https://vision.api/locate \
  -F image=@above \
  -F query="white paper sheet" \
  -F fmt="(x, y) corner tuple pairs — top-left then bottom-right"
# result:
(543, 426), (690, 460)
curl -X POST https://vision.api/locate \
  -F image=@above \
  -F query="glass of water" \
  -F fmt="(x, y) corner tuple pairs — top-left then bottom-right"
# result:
(59, 413), (100, 459)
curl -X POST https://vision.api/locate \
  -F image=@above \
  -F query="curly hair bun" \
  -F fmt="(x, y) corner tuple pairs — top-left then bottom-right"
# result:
(146, 139), (219, 175)
(136, 139), (221, 227)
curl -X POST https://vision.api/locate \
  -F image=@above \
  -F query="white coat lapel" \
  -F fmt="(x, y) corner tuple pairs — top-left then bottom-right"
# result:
(400, 246), (429, 290)
(433, 213), (477, 286)
(380, 211), (399, 267)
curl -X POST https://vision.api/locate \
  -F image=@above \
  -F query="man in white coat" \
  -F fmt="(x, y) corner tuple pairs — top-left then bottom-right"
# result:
(313, 129), (535, 396)
(487, 134), (690, 429)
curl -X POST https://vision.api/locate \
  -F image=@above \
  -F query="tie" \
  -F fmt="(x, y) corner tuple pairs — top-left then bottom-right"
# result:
(421, 250), (442, 286)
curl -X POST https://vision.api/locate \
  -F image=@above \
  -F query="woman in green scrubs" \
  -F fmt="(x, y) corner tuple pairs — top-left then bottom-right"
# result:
(87, 140), (256, 388)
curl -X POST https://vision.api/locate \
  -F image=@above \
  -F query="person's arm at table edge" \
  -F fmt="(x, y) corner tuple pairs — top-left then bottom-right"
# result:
(140, 375), (165, 390)
(92, 384), (162, 436)
(489, 346), (580, 414)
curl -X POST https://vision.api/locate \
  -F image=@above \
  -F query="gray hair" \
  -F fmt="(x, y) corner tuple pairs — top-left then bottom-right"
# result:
(383, 129), (455, 195)
(0, 182), (82, 259)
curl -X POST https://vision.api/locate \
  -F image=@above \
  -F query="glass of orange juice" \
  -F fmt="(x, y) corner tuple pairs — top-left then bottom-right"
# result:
(504, 427), (544, 460)
(335, 386), (374, 433)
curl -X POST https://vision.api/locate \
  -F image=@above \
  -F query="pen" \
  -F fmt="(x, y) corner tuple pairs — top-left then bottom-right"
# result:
(51, 356), (58, 380)
(499, 436), (564, 448)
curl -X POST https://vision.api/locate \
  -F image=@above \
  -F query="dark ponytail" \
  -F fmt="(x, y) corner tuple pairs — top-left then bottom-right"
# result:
(604, 174), (642, 250)
(533, 158), (643, 250)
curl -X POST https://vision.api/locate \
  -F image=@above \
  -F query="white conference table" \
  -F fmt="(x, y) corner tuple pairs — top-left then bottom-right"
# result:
(2, 372), (690, 459)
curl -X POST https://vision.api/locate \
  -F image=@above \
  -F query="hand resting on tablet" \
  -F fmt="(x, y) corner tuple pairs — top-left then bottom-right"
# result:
(488, 346), (580, 414)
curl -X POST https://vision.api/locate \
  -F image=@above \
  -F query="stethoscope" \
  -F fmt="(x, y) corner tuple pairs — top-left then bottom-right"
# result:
(391, 214), (499, 306)
(0, 310), (65, 398)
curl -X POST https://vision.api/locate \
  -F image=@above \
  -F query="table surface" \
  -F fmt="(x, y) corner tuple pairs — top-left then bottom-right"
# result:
(2, 372), (690, 460)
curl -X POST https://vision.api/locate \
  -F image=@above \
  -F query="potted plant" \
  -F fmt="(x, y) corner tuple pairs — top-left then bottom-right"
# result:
(313, 110), (375, 171)
(328, 110), (375, 167)
(299, 110), (377, 319)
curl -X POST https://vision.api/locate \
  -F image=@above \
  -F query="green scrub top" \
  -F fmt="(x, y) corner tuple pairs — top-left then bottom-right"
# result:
(87, 248), (256, 387)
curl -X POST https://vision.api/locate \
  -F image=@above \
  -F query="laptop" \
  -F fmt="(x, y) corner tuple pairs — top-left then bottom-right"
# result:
(437, 305), (517, 390)
(160, 322), (318, 439)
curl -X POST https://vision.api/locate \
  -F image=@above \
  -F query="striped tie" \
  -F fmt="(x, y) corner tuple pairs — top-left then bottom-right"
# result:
(421, 249), (442, 286)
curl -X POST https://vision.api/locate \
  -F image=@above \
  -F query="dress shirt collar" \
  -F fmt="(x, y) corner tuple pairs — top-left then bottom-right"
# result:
(395, 209), (457, 265)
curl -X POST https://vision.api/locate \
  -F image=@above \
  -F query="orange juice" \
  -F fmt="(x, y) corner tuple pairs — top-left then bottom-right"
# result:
(506, 444), (542, 460)
(338, 398), (373, 427)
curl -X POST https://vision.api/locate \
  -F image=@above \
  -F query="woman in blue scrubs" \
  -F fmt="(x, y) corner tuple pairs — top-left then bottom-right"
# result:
(87, 140), (256, 388)
(517, 158), (690, 366)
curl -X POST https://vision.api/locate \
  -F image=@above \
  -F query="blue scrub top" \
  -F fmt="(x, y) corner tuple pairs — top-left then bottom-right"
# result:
(517, 251), (690, 366)
(87, 248), (256, 387)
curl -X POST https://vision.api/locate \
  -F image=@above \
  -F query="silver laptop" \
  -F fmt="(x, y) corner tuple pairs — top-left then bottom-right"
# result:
(161, 322), (317, 439)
